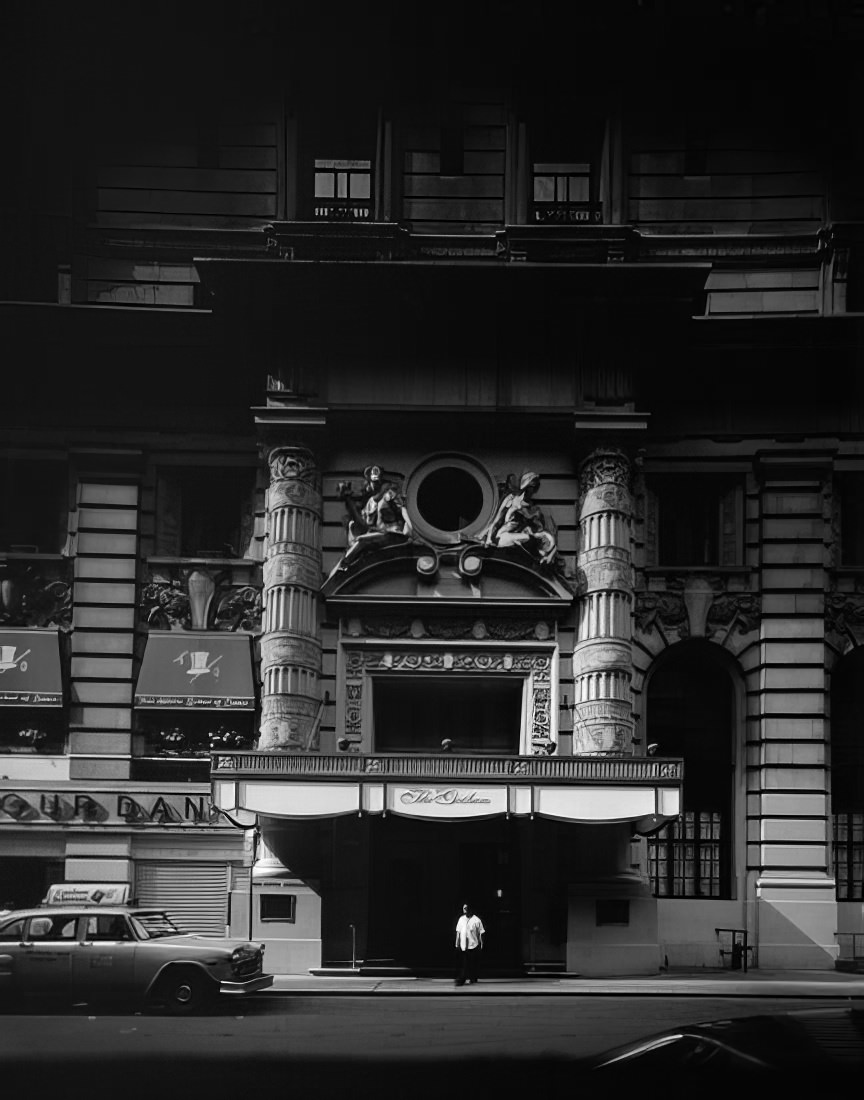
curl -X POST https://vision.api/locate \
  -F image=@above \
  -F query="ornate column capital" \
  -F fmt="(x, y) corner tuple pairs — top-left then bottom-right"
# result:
(579, 447), (633, 496)
(266, 445), (320, 487)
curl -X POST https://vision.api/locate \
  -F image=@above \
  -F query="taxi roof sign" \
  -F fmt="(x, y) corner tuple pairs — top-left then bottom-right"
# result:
(44, 883), (131, 906)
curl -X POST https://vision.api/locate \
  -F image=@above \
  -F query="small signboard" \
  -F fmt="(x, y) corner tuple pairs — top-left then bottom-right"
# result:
(44, 883), (131, 906)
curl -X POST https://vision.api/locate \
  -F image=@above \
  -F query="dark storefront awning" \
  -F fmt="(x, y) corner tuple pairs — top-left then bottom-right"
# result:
(135, 631), (255, 710)
(0, 628), (63, 705)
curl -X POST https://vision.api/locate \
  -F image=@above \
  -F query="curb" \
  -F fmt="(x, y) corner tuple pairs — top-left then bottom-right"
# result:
(261, 976), (864, 998)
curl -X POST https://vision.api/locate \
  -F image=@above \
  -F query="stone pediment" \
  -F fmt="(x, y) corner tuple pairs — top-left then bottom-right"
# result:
(321, 542), (574, 612)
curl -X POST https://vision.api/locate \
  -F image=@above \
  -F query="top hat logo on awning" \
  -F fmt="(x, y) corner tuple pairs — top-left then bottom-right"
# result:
(172, 649), (222, 681)
(0, 645), (30, 673)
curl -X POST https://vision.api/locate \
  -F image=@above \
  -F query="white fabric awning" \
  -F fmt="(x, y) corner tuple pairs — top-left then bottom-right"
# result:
(214, 778), (680, 825)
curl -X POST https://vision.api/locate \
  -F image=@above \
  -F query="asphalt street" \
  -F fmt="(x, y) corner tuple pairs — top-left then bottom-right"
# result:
(3, 972), (863, 1095)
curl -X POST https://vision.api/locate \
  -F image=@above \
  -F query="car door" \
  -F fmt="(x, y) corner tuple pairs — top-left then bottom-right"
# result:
(17, 913), (79, 996)
(73, 913), (137, 999)
(0, 916), (27, 995)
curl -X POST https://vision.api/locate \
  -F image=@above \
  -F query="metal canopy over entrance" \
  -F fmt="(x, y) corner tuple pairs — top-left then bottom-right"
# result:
(212, 752), (682, 829)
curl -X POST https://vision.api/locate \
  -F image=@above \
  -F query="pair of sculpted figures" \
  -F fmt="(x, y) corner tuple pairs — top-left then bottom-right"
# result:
(335, 465), (557, 571)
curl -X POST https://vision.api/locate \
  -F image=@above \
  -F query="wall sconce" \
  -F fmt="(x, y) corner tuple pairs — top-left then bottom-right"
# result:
(440, 738), (453, 752)
(337, 738), (350, 752)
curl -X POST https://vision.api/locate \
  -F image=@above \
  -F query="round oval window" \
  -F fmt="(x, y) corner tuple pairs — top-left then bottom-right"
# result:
(416, 467), (485, 532)
(406, 455), (498, 544)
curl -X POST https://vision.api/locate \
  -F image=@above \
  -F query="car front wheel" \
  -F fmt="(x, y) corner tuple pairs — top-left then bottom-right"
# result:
(150, 967), (215, 1015)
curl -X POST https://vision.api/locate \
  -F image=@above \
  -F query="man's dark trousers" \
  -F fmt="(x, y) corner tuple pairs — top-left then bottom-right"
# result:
(457, 947), (481, 984)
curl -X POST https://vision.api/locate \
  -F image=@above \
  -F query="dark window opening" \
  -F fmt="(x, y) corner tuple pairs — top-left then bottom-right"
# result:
(440, 101), (464, 177)
(646, 643), (734, 898)
(831, 649), (864, 899)
(596, 899), (629, 926)
(415, 467), (484, 533)
(260, 894), (297, 922)
(156, 467), (255, 559)
(374, 676), (522, 754)
(299, 111), (376, 222)
(0, 707), (66, 755)
(529, 104), (603, 225)
(838, 473), (864, 565)
(653, 474), (741, 567)
(0, 458), (67, 554)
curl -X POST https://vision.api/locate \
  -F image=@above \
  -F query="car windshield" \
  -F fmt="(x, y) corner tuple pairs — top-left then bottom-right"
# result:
(129, 912), (184, 940)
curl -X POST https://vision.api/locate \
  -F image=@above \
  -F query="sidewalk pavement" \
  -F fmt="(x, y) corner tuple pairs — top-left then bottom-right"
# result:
(266, 968), (864, 998)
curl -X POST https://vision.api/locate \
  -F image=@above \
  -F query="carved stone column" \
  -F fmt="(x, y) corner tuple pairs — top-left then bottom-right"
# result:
(572, 448), (635, 755)
(259, 446), (323, 751)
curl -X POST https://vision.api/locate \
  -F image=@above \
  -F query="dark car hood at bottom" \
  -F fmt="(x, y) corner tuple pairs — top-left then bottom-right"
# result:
(587, 1006), (864, 1070)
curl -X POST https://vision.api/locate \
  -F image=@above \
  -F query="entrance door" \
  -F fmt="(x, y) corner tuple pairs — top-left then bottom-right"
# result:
(366, 817), (522, 972)
(457, 841), (520, 971)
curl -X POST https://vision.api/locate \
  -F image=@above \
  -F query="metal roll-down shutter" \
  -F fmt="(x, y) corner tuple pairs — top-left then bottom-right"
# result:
(135, 862), (229, 936)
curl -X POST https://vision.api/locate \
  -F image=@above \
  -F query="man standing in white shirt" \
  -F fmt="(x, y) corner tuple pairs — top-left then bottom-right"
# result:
(454, 902), (485, 986)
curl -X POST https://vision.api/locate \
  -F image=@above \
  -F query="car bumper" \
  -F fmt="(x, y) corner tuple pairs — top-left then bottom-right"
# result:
(218, 974), (275, 995)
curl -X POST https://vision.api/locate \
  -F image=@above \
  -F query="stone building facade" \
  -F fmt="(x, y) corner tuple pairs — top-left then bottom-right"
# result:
(3, 6), (864, 973)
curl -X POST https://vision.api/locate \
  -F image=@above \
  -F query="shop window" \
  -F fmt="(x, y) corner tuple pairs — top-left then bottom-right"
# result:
(649, 474), (743, 567)
(0, 457), (68, 554)
(260, 894), (296, 922)
(134, 710), (254, 759)
(837, 473), (864, 565)
(155, 467), (255, 559)
(373, 676), (522, 755)
(646, 642), (735, 899)
(830, 648), (864, 900)
(0, 708), (66, 754)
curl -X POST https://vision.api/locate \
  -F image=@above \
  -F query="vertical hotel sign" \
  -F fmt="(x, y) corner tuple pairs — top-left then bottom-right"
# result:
(0, 629), (63, 706)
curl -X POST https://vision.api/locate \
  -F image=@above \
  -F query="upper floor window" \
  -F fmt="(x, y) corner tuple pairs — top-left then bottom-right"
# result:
(837, 472), (864, 565)
(532, 162), (598, 225)
(373, 676), (522, 755)
(0, 458), (68, 554)
(314, 158), (372, 221)
(647, 474), (743, 568)
(298, 109), (377, 222)
(155, 467), (255, 559)
(527, 101), (603, 226)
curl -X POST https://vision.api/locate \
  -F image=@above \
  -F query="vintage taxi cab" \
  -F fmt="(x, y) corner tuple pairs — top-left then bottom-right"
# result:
(0, 886), (273, 1012)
